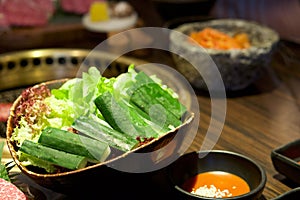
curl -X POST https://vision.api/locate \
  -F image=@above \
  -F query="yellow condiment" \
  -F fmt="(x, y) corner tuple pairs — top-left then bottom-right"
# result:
(89, 2), (110, 22)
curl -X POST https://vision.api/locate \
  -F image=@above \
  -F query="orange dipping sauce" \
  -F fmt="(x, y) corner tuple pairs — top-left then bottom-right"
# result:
(182, 171), (250, 198)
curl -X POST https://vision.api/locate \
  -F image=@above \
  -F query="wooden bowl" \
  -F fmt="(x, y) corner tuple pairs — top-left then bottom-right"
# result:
(6, 77), (194, 195)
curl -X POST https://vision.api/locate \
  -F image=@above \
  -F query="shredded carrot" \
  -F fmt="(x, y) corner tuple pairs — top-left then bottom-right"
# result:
(189, 27), (250, 50)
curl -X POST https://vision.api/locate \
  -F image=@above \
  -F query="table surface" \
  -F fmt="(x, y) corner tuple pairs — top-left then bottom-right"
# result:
(144, 41), (300, 200)
(0, 3), (300, 200)
(1, 40), (299, 200)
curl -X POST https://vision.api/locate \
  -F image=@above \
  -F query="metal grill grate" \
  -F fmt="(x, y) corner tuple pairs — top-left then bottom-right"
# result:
(0, 48), (148, 137)
(0, 48), (147, 91)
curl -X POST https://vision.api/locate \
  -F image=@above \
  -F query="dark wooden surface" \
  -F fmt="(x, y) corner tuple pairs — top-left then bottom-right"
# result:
(0, 2), (300, 199)
(143, 41), (300, 200)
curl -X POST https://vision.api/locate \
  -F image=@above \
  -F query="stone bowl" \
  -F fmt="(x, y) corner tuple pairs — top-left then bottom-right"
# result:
(169, 18), (279, 91)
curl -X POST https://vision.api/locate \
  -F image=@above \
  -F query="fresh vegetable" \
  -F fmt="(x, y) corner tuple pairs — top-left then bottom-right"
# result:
(129, 83), (182, 128)
(18, 151), (58, 173)
(11, 85), (52, 147)
(0, 142), (26, 199)
(127, 71), (186, 127)
(72, 114), (138, 152)
(38, 127), (111, 163)
(95, 91), (138, 136)
(94, 91), (159, 139)
(0, 141), (10, 182)
(19, 140), (88, 171)
(129, 71), (186, 118)
(11, 64), (187, 173)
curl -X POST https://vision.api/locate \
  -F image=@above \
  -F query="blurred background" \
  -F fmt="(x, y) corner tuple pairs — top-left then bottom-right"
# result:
(1, 0), (299, 54)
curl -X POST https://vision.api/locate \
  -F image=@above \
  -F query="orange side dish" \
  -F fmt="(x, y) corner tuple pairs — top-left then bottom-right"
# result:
(182, 171), (250, 198)
(189, 27), (250, 50)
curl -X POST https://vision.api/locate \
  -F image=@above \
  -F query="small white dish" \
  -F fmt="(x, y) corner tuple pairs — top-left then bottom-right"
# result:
(82, 12), (138, 32)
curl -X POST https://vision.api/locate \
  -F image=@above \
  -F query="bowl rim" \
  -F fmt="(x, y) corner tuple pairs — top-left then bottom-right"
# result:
(167, 149), (267, 199)
(270, 138), (300, 184)
(272, 138), (300, 153)
(6, 78), (195, 178)
(271, 138), (300, 165)
(272, 187), (300, 200)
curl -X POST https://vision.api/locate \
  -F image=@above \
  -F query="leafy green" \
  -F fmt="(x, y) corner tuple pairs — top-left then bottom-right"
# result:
(0, 141), (10, 182)
(12, 64), (186, 171)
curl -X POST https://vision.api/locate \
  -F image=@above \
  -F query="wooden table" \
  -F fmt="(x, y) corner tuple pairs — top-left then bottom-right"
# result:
(0, 5), (299, 199)
(146, 41), (300, 199)
(122, 2), (300, 198)
(148, 39), (300, 199)
(1, 39), (298, 200)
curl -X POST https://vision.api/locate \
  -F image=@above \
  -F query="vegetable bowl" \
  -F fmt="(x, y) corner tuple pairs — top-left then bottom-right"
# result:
(6, 64), (194, 194)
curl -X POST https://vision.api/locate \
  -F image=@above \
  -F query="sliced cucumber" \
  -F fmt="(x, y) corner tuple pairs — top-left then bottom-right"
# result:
(94, 91), (139, 137)
(129, 83), (183, 129)
(72, 115), (139, 152)
(131, 71), (187, 118)
(19, 140), (88, 170)
(38, 127), (111, 163)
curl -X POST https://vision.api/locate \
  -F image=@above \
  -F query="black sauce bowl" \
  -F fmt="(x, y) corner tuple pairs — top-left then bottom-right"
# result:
(271, 138), (300, 185)
(167, 150), (267, 200)
(272, 187), (300, 200)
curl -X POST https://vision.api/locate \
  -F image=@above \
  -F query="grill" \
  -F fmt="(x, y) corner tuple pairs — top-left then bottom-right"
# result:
(0, 48), (148, 137)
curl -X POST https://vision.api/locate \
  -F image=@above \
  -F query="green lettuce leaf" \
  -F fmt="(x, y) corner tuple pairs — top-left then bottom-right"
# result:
(0, 141), (10, 182)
